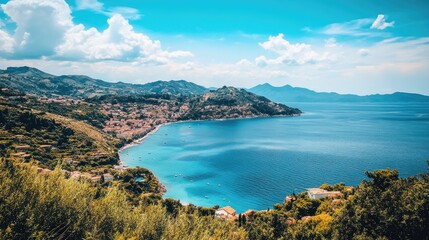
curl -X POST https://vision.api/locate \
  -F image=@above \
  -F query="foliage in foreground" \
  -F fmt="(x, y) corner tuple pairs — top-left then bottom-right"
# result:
(241, 165), (429, 240)
(0, 159), (246, 240)
(1, 159), (428, 240)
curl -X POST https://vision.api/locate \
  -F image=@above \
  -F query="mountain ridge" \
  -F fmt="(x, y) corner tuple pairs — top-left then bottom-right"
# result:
(249, 83), (429, 102)
(0, 66), (209, 97)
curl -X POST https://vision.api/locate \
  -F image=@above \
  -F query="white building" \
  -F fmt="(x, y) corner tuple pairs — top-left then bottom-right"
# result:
(215, 206), (237, 220)
(307, 188), (342, 199)
(103, 173), (114, 182)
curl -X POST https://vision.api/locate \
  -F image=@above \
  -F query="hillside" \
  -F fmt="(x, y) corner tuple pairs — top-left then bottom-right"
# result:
(249, 83), (429, 103)
(87, 87), (301, 139)
(0, 105), (119, 171)
(179, 86), (302, 120)
(1, 159), (428, 239)
(0, 66), (208, 98)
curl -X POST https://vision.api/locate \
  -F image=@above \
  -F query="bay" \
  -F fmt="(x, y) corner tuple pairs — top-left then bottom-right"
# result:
(120, 102), (429, 213)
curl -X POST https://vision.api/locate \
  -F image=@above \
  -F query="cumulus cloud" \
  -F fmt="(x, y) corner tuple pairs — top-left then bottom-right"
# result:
(371, 14), (394, 30)
(57, 14), (192, 63)
(0, 29), (14, 53)
(1, 0), (73, 58)
(256, 33), (326, 65)
(0, 0), (191, 64)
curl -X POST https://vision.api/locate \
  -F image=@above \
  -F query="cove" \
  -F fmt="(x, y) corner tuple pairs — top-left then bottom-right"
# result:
(119, 102), (429, 213)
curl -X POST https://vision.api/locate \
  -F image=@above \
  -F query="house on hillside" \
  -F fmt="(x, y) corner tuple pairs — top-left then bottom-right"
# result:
(90, 176), (101, 182)
(215, 206), (237, 220)
(103, 173), (114, 182)
(39, 145), (52, 150)
(14, 145), (30, 150)
(307, 188), (342, 199)
(90, 168), (105, 175)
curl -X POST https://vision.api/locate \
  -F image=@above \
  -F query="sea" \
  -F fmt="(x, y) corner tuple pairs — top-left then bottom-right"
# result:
(119, 102), (429, 213)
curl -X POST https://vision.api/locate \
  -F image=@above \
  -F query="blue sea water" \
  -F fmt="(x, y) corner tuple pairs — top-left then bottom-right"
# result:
(120, 102), (429, 213)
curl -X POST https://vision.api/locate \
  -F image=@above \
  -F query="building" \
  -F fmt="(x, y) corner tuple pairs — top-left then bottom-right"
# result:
(39, 145), (52, 150)
(103, 173), (114, 182)
(90, 168), (105, 175)
(285, 195), (297, 203)
(14, 145), (31, 150)
(307, 188), (342, 199)
(215, 206), (237, 220)
(90, 176), (101, 182)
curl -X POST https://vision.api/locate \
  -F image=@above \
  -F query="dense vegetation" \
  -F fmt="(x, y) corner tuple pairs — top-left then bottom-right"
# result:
(1, 158), (428, 239)
(0, 159), (246, 239)
(240, 166), (429, 240)
(179, 86), (301, 120)
(0, 105), (118, 171)
(0, 105), (116, 169)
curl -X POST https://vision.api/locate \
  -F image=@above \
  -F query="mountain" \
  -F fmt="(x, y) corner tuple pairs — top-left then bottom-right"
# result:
(0, 66), (209, 97)
(249, 83), (429, 102)
(138, 80), (208, 96)
(179, 86), (301, 120)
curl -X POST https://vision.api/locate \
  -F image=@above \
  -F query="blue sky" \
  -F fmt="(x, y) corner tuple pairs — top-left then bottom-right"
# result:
(0, 0), (428, 95)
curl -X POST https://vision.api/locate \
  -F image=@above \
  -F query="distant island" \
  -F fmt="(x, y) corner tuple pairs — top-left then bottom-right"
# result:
(249, 83), (429, 103)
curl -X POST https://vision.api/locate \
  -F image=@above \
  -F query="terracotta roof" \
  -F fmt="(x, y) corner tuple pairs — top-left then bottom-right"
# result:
(221, 206), (236, 216)
(243, 209), (256, 216)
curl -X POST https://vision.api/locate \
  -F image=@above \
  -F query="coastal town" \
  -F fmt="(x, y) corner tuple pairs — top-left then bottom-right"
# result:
(100, 98), (187, 139)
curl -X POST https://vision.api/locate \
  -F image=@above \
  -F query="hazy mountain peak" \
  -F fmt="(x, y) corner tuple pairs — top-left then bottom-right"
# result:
(4, 66), (54, 78)
(249, 83), (429, 102)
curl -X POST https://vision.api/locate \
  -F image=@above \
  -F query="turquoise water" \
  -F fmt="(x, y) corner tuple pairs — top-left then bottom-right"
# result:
(120, 102), (429, 213)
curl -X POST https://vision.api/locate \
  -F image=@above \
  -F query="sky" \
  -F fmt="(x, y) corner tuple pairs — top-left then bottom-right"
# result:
(0, 0), (428, 95)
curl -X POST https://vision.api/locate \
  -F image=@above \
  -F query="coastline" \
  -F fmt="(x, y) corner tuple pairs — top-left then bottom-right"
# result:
(118, 113), (301, 157)
(117, 114), (302, 194)
(117, 122), (170, 167)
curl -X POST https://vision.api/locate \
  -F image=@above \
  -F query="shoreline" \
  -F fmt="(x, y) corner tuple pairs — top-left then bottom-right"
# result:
(118, 113), (301, 155)
(117, 113), (301, 194)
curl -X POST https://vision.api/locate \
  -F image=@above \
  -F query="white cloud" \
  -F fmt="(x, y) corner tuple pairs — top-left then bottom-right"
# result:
(358, 48), (370, 56)
(57, 14), (192, 63)
(322, 18), (373, 36)
(236, 59), (252, 66)
(2, 36), (429, 95)
(321, 15), (394, 37)
(109, 7), (142, 20)
(255, 56), (269, 67)
(325, 38), (338, 48)
(371, 14), (394, 30)
(256, 33), (327, 65)
(75, 0), (141, 20)
(0, 0), (191, 64)
(1, 0), (73, 58)
(76, 0), (102, 11)
(0, 29), (14, 53)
